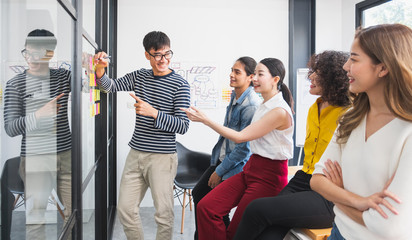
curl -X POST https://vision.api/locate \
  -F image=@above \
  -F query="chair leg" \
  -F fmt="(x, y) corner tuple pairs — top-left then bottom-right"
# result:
(13, 194), (21, 209)
(50, 195), (65, 220)
(188, 189), (193, 211)
(181, 189), (187, 234)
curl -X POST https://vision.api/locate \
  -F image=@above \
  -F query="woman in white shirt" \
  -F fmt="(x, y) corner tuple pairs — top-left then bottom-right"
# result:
(182, 58), (294, 240)
(311, 23), (412, 240)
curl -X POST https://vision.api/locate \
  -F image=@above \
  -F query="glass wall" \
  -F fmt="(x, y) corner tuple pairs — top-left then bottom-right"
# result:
(1, 0), (74, 239)
(80, 36), (97, 240)
(0, 0), (117, 239)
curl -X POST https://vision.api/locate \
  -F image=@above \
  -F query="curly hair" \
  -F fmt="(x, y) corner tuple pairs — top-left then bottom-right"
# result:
(307, 50), (351, 107)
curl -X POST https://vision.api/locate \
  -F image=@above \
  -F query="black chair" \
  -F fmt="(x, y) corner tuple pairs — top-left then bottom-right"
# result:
(2, 157), (25, 209)
(174, 142), (211, 234)
(1, 157), (65, 219)
(1, 157), (23, 240)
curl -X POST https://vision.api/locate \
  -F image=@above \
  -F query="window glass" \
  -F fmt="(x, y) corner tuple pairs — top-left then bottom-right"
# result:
(363, 0), (412, 28)
(82, 174), (96, 239)
(83, 0), (96, 39)
(81, 37), (98, 181)
(0, 0), (73, 239)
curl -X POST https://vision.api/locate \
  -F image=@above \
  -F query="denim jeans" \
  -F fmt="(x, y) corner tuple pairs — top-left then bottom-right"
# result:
(328, 222), (345, 240)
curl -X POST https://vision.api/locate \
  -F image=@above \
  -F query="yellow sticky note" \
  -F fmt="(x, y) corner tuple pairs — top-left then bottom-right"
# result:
(96, 89), (100, 101)
(92, 104), (96, 116)
(89, 73), (95, 87)
(96, 103), (100, 115)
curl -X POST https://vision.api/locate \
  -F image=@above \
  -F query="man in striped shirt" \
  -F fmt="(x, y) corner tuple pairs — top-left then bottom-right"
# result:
(94, 31), (190, 240)
(4, 29), (72, 239)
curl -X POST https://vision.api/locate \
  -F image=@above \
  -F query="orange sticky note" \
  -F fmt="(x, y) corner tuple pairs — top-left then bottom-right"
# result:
(96, 103), (100, 115)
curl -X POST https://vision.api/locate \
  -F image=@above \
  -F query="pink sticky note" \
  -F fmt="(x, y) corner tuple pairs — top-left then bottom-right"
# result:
(89, 56), (93, 70)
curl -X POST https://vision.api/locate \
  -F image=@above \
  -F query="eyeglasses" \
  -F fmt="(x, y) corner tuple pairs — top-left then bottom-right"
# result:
(21, 49), (48, 60)
(147, 50), (173, 61)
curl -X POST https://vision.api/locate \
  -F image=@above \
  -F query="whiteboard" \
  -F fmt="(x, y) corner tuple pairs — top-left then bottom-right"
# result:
(295, 68), (319, 147)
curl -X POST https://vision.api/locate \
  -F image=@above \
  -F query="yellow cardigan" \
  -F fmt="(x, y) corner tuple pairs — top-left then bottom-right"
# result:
(302, 98), (344, 174)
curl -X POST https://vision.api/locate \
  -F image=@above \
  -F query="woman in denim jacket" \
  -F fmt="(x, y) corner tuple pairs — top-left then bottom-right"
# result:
(192, 56), (261, 239)
(183, 58), (294, 240)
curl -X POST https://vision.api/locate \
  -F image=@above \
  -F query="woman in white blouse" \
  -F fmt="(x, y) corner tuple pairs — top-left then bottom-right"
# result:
(182, 58), (294, 240)
(311, 23), (412, 240)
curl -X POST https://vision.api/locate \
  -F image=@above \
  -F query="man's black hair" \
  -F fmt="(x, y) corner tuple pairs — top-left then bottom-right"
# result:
(143, 31), (170, 52)
(25, 29), (57, 51)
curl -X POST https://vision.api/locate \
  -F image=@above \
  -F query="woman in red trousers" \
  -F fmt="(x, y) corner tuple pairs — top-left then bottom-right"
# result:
(182, 57), (294, 240)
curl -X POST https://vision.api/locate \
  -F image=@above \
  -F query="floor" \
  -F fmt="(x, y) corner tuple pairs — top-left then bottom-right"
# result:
(6, 205), (195, 240)
(111, 205), (196, 240)
(6, 205), (301, 240)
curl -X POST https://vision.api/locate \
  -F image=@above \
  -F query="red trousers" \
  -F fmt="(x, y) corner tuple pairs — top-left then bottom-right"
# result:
(197, 154), (288, 240)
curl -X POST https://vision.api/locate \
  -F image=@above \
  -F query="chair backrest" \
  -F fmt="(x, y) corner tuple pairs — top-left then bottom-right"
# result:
(1, 157), (24, 194)
(176, 142), (210, 176)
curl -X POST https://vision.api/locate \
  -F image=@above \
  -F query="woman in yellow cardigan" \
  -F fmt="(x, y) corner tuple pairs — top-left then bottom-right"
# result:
(233, 50), (351, 240)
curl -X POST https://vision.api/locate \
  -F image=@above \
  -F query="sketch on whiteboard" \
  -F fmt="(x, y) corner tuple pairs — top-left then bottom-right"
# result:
(171, 62), (219, 108)
(8, 65), (26, 74)
(7, 61), (71, 75)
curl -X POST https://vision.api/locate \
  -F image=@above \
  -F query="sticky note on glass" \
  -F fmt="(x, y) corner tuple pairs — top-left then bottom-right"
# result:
(89, 56), (93, 70)
(92, 89), (96, 101)
(96, 102), (100, 115)
(96, 89), (100, 101)
(89, 73), (95, 87)
(92, 104), (96, 116)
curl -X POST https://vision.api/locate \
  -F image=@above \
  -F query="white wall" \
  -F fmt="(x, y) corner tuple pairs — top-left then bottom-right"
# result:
(117, 0), (289, 206)
(116, 0), (366, 207)
(316, 0), (363, 53)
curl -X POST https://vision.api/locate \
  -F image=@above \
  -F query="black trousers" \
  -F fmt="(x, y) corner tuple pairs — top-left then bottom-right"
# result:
(233, 170), (335, 240)
(192, 162), (230, 240)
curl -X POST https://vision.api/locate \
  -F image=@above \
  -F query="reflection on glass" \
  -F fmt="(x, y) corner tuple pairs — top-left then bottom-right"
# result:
(83, 0), (96, 39)
(82, 174), (95, 239)
(1, 0), (75, 239)
(363, 0), (412, 28)
(81, 37), (98, 181)
(3, 29), (72, 240)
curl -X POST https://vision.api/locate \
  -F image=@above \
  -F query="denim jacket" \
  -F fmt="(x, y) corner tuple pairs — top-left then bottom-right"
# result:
(212, 86), (261, 180)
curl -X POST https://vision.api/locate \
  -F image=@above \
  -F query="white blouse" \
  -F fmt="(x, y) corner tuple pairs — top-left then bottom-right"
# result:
(250, 93), (294, 160)
(314, 116), (412, 240)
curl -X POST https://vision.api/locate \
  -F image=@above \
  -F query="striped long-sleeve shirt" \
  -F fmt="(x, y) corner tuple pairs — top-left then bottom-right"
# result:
(4, 69), (72, 156)
(98, 68), (190, 153)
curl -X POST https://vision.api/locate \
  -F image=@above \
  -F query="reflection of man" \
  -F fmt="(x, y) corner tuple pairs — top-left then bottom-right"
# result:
(3, 29), (71, 239)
